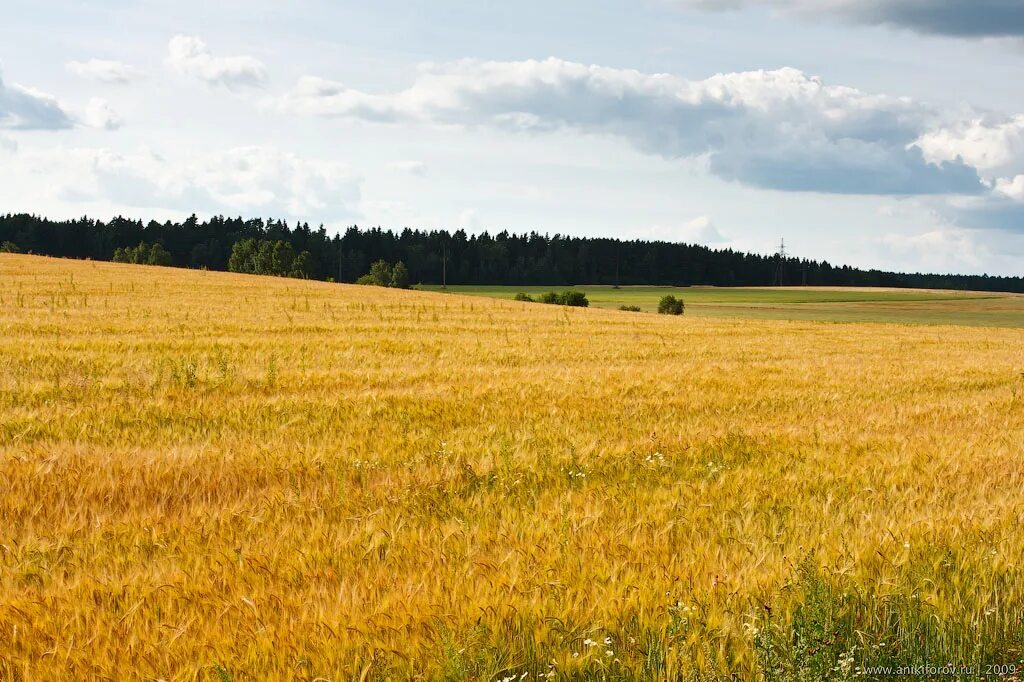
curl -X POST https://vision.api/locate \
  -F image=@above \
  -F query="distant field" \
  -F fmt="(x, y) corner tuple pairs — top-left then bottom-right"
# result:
(419, 284), (1024, 327)
(4, 254), (1024, 679)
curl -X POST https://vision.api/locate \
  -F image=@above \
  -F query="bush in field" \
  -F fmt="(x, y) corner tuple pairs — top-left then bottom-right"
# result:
(619, 305), (641, 312)
(539, 292), (560, 304)
(390, 261), (410, 289)
(0, 241), (22, 253)
(658, 295), (684, 316)
(558, 291), (589, 307)
(514, 293), (534, 302)
(147, 243), (173, 266)
(538, 291), (589, 307)
(356, 260), (411, 289)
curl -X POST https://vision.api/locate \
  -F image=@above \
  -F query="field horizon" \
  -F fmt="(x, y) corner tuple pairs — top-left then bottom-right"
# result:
(3, 253), (1024, 679)
(418, 283), (1024, 328)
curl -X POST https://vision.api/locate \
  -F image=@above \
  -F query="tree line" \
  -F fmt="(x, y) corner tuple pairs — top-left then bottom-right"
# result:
(1, 212), (1022, 292)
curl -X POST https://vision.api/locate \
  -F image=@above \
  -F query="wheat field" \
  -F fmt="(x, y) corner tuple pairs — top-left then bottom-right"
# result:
(2, 254), (1024, 681)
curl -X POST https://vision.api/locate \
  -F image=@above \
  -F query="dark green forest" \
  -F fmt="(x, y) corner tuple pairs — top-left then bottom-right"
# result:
(2, 212), (1022, 292)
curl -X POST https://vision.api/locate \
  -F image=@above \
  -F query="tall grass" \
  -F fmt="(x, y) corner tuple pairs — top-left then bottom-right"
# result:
(1, 253), (1023, 680)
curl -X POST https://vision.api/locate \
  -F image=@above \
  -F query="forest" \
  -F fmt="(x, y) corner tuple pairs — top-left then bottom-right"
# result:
(2, 212), (1022, 292)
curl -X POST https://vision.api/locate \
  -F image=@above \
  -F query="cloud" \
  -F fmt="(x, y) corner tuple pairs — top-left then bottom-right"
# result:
(0, 70), (74, 130)
(82, 98), (123, 130)
(98, 146), (359, 218)
(877, 227), (986, 271)
(635, 216), (730, 245)
(913, 115), (1024, 231)
(67, 59), (144, 84)
(458, 208), (483, 230)
(676, 1), (1024, 39)
(388, 160), (428, 176)
(166, 35), (268, 89)
(941, 193), (1024, 232)
(917, 115), (1024, 179)
(0, 145), (361, 220)
(277, 59), (982, 196)
(0, 135), (16, 153)
(683, 216), (729, 244)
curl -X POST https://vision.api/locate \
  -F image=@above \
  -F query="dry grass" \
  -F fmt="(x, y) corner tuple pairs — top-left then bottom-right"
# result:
(2, 253), (1024, 680)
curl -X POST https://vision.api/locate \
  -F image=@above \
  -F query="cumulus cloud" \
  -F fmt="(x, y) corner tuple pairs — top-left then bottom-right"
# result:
(82, 98), (123, 130)
(683, 216), (729, 244)
(0, 135), (16, 153)
(877, 227), (986, 271)
(276, 59), (982, 196)
(67, 59), (144, 84)
(918, 116), (1024, 179)
(166, 35), (268, 89)
(913, 115), (1024, 230)
(94, 146), (358, 218)
(0, 70), (74, 130)
(458, 208), (483, 230)
(635, 216), (730, 245)
(0, 145), (361, 220)
(677, 1), (1024, 39)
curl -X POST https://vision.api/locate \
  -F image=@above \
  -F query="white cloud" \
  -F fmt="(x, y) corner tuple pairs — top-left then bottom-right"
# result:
(82, 98), (123, 130)
(683, 215), (729, 244)
(917, 116), (1024, 179)
(994, 175), (1024, 200)
(878, 228), (985, 272)
(166, 35), (268, 89)
(1, 145), (360, 220)
(915, 116), (1024, 230)
(67, 59), (145, 84)
(0, 135), (16, 153)
(276, 59), (982, 196)
(636, 216), (730, 245)
(458, 208), (483, 230)
(388, 160), (428, 176)
(0, 69), (74, 130)
(677, 1), (1024, 39)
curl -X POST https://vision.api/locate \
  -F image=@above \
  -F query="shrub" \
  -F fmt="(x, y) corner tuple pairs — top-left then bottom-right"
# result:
(147, 243), (173, 267)
(657, 295), (684, 316)
(390, 261), (411, 289)
(539, 292), (561, 304)
(558, 291), (589, 307)
(357, 260), (410, 289)
(0, 241), (21, 253)
(538, 291), (589, 307)
(619, 305), (641, 312)
(514, 293), (534, 302)
(357, 260), (393, 287)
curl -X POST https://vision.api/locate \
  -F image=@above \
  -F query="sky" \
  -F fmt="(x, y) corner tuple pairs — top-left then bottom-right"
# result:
(2, 1), (1024, 275)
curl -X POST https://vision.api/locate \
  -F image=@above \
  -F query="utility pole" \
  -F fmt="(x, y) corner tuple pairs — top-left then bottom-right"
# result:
(773, 238), (787, 286)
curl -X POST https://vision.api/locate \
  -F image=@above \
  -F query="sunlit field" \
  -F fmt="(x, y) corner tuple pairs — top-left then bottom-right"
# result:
(3, 253), (1024, 681)
(418, 285), (1024, 328)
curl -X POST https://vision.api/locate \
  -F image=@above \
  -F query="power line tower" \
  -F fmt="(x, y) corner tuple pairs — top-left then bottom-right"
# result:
(773, 238), (787, 286)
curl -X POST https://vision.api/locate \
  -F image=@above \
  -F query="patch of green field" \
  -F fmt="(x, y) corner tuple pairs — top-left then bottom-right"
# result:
(418, 284), (1024, 327)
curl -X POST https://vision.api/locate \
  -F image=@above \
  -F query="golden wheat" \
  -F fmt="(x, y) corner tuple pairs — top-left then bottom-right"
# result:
(1, 254), (1023, 680)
